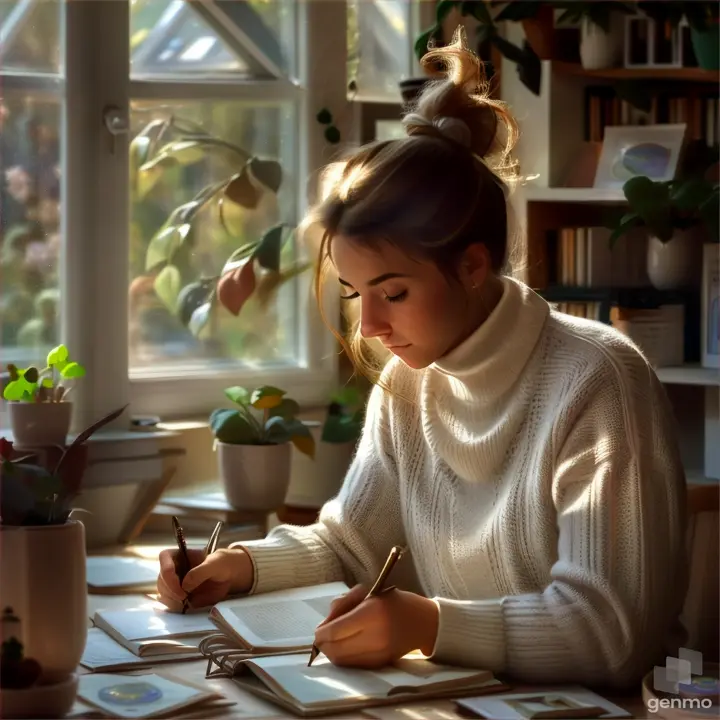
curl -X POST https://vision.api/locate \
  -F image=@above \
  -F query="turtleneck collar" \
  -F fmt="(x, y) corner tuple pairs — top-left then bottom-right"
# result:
(431, 276), (550, 394)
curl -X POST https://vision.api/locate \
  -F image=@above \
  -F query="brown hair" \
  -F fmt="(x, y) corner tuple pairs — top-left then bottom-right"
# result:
(307, 27), (521, 385)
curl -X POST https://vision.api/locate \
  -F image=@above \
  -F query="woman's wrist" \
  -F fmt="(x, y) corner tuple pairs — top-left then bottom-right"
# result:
(418, 596), (440, 656)
(228, 547), (254, 595)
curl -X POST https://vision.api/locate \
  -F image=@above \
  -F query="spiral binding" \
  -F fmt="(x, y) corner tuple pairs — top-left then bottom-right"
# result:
(198, 633), (310, 679)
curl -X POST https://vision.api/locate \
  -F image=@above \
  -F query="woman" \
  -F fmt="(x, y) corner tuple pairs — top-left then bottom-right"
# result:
(157, 30), (688, 689)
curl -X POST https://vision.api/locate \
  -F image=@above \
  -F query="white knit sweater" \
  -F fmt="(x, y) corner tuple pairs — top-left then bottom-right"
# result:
(238, 276), (689, 689)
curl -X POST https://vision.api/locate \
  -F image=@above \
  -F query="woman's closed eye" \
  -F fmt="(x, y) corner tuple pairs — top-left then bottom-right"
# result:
(339, 290), (408, 303)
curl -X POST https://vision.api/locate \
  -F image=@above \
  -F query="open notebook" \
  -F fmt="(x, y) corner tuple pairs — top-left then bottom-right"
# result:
(228, 651), (508, 717)
(209, 581), (348, 653)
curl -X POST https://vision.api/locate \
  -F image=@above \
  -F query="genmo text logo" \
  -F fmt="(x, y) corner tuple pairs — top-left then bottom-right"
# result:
(650, 648), (719, 714)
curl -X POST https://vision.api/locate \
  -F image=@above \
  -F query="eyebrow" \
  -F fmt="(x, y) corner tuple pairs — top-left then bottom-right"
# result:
(338, 272), (410, 288)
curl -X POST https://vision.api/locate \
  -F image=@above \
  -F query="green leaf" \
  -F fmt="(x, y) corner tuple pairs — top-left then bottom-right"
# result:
(248, 157), (283, 194)
(176, 280), (215, 326)
(436, 0), (460, 24)
(287, 419), (316, 459)
(222, 243), (259, 275)
(41, 377), (54, 389)
(670, 179), (715, 211)
(209, 409), (258, 444)
(188, 301), (213, 337)
(463, 0), (493, 24)
(47, 345), (69, 367)
(23, 367), (39, 384)
(224, 386), (251, 406)
(414, 26), (438, 60)
(494, 1), (539, 22)
(268, 398), (300, 420)
(145, 223), (191, 272)
(0, 471), (35, 524)
(254, 224), (288, 272)
(609, 211), (640, 248)
(250, 386), (286, 410)
(154, 264), (182, 313)
(321, 414), (362, 444)
(264, 415), (292, 445)
(3, 378), (33, 402)
(60, 362), (86, 379)
(623, 176), (674, 242)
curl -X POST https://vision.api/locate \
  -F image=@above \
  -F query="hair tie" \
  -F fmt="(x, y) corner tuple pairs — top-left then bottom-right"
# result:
(402, 113), (472, 149)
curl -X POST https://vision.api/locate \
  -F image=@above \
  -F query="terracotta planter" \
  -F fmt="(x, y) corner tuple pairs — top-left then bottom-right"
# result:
(8, 402), (72, 448)
(218, 442), (291, 512)
(0, 520), (87, 685)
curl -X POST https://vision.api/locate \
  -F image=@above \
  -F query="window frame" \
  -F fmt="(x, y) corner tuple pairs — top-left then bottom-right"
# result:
(0, 0), (346, 431)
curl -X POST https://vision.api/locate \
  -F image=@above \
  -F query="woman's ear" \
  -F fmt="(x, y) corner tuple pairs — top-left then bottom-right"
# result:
(460, 243), (491, 289)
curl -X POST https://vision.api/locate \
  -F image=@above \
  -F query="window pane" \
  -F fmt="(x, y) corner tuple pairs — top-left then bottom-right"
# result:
(128, 100), (303, 372)
(0, 95), (61, 363)
(0, 0), (62, 74)
(348, 0), (413, 101)
(130, 0), (295, 78)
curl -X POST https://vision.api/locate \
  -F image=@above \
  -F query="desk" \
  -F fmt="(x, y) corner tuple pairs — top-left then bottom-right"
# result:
(84, 594), (652, 720)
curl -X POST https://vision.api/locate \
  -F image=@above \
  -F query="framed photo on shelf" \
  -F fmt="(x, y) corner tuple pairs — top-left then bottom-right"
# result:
(593, 124), (687, 189)
(702, 243), (719, 369)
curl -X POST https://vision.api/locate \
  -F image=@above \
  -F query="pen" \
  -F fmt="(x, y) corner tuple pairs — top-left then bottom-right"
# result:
(173, 518), (224, 614)
(307, 544), (406, 667)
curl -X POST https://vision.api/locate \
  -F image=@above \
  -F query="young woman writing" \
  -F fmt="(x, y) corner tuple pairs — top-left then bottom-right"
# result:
(157, 30), (688, 689)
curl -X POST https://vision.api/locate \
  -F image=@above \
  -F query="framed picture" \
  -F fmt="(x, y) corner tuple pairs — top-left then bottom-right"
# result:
(593, 124), (687, 189)
(702, 243), (719, 369)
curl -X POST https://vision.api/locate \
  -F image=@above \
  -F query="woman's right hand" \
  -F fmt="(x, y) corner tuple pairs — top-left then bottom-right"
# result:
(157, 547), (253, 612)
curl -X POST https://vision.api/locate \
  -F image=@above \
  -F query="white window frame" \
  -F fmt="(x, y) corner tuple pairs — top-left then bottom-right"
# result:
(1, 0), (347, 430)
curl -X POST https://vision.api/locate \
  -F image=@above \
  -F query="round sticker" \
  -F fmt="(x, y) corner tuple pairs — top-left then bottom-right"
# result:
(99, 681), (163, 705)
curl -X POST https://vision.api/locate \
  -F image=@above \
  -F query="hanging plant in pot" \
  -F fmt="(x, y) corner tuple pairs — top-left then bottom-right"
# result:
(0, 404), (126, 715)
(209, 385), (315, 513)
(3, 344), (86, 448)
(609, 175), (719, 290)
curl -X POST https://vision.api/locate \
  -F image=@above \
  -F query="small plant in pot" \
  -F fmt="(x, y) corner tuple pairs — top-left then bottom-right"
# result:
(0, 404), (126, 698)
(2, 344), (86, 448)
(210, 385), (315, 512)
(321, 386), (365, 445)
(609, 175), (719, 289)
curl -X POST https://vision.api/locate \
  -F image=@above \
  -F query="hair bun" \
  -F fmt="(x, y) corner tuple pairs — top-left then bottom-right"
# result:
(405, 27), (519, 182)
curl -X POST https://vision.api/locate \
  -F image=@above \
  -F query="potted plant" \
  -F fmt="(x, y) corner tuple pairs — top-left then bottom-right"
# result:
(2, 344), (86, 448)
(610, 175), (719, 289)
(209, 385), (315, 512)
(553, 2), (637, 69)
(637, 1), (719, 70)
(286, 386), (366, 510)
(0, 404), (126, 712)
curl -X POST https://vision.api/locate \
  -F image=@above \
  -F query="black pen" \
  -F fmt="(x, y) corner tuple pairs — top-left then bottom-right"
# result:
(171, 516), (192, 615)
(307, 544), (406, 667)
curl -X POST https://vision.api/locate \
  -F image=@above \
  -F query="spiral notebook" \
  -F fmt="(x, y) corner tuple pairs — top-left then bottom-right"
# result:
(199, 639), (509, 718)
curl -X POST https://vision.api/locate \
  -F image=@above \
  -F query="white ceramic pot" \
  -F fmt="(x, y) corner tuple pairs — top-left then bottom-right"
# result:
(218, 442), (291, 512)
(580, 16), (624, 70)
(0, 520), (87, 685)
(647, 230), (703, 291)
(8, 401), (72, 448)
(286, 423), (355, 509)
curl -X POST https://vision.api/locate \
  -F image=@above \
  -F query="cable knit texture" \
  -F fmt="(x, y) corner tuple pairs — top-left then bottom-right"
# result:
(236, 276), (688, 689)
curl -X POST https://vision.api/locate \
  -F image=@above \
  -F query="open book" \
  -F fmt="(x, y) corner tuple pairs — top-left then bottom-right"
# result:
(209, 581), (348, 653)
(92, 607), (216, 657)
(229, 651), (508, 717)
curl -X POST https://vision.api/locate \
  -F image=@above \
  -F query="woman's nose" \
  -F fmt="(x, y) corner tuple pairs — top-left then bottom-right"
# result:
(360, 299), (391, 340)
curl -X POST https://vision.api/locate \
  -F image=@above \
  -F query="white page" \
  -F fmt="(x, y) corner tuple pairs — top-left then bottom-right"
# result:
(81, 629), (199, 670)
(213, 581), (347, 648)
(87, 557), (159, 588)
(78, 673), (208, 719)
(95, 608), (215, 642)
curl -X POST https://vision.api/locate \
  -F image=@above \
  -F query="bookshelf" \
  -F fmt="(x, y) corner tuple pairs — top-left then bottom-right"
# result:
(502, 24), (719, 485)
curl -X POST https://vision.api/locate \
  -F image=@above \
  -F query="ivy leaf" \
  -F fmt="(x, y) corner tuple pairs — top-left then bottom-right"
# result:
(224, 386), (251, 406)
(250, 386), (286, 410)
(154, 264), (182, 313)
(209, 409), (258, 444)
(60, 362), (86, 380)
(145, 223), (191, 272)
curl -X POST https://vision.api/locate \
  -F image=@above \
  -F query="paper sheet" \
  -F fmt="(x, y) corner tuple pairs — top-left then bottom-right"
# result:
(94, 608), (216, 642)
(87, 556), (160, 589)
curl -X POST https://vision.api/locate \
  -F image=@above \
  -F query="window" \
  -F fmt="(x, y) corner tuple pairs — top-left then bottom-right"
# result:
(0, 0), (345, 427)
(347, 0), (418, 102)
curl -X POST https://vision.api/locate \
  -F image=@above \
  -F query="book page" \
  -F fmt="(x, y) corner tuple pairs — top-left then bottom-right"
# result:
(86, 557), (159, 589)
(247, 653), (493, 709)
(95, 608), (216, 642)
(213, 581), (348, 649)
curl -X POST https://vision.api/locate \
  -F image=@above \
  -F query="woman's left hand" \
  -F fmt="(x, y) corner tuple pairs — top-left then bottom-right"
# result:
(313, 584), (439, 668)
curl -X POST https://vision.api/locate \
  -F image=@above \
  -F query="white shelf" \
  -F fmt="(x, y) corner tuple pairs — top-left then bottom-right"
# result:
(656, 365), (720, 387)
(522, 186), (626, 203)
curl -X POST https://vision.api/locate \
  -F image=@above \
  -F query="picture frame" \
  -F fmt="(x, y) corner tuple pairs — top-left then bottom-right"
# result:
(593, 124), (687, 189)
(702, 243), (719, 369)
